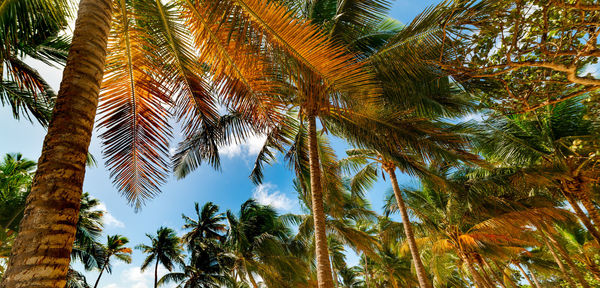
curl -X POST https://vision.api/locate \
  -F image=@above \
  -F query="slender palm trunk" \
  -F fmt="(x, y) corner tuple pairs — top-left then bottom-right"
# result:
(563, 191), (600, 245)
(481, 258), (505, 288)
(247, 271), (259, 288)
(363, 254), (371, 288)
(0, 0), (112, 287)
(307, 115), (334, 288)
(492, 260), (518, 288)
(529, 268), (542, 288)
(385, 167), (432, 288)
(478, 262), (497, 288)
(544, 226), (591, 288)
(539, 228), (577, 288)
(93, 261), (109, 288)
(516, 263), (538, 288)
(388, 271), (399, 288)
(330, 255), (338, 288)
(154, 258), (159, 288)
(460, 252), (489, 288)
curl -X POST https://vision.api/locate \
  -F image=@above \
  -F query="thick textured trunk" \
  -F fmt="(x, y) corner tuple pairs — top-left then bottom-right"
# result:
(516, 263), (537, 288)
(563, 184), (600, 245)
(307, 115), (334, 288)
(0, 0), (112, 287)
(545, 226), (591, 288)
(460, 253), (489, 288)
(539, 228), (577, 288)
(386, 167), (432, 288)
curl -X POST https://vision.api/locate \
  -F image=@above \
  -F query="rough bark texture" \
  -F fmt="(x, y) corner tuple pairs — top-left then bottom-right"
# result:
(307, 116), (334, 288)
(0, 0), (113, 287)
(386, 167), (432, 288)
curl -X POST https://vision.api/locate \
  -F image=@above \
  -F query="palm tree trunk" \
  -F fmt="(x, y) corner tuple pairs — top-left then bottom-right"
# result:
(243, 261), (259, 288)
(562, 184), (600, 245)
(516, 263), (538, 288)
(247, 271), (259, 288)
(363, 254), (371, 288)
(307, 115), (334, 288)
(93, 261), (109, 288)
(386, 167), (432, 288)
(529, 268), (542, 288)
(154, 258), (159, 288)
(330, 255), (338, 288)
(0, 0), (113, 287)
(459, 252), (490, 288)
(388, 271), (399, 288)
(478, 262), (497, 288)
(539, 227), (578, 288)
(481, 258), (506, 288)
(491, 260), (518, 288)
(544, 226), (591, 288)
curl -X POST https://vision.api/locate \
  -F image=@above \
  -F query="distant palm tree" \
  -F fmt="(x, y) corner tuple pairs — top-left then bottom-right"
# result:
(226, 200), (304, 288)
(93, 235), (132, 288)
(137, 227), (184, 288)
(159, 238), (231, 288)
(181, 202), (226, 249)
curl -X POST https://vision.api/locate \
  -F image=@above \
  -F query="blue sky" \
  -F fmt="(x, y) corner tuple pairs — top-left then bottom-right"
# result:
(0, 1), (438, 287)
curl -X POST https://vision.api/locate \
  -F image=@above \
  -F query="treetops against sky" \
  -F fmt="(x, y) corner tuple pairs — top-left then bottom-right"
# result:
(0, 1), (440, 287)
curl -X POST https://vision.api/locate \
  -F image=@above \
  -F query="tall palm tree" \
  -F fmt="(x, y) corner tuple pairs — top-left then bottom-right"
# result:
(93, 235), (132, 288)
(0, 0), (114, 285)
(137, 227), (184, 288)
(340, 149), (436, 288)
(5, 0), (374, 284)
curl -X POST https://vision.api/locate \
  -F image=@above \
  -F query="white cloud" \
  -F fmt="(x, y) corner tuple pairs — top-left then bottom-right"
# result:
(95, 203), (125, 228)
(252, 183), (294, 211)
(102, 266), (176, 288)
(219, 133), (267, 158)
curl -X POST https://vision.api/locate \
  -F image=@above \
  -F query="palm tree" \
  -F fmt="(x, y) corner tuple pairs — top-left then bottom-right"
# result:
(181, 202), (227, 249)
(0, 0), (71, 125)
(473, 99), (600, 245)
(159, 238), (231, 288)
(137, 227), (184, 288)
(340, 149), (436, 288)
(226, 200), (306, 288)
(93, 235), (132, 288)
(1, 0), (114, 284)
(5, 0), (375, 284)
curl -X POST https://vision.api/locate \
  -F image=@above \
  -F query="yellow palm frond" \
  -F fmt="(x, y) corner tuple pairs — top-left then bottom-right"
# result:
(98, 0), (173, 209)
